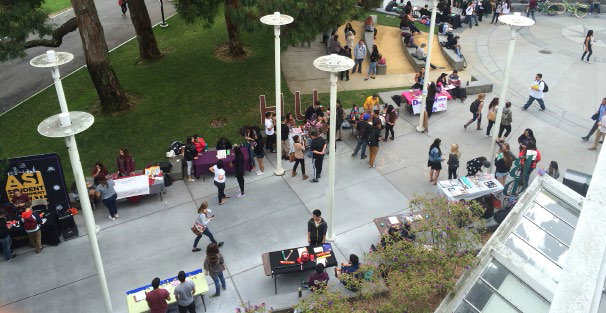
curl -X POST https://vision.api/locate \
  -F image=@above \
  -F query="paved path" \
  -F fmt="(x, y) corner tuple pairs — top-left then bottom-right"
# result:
(0, 0), (176, 114)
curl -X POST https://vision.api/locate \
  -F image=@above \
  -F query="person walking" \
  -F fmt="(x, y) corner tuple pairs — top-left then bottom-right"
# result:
(368, 120), (382, 168)
(588, 112), (606, 150)
(209, 160), (227, 205)
(264, 112), (276, 153)
(526, 0), (537, 21)
(384, 105), (397, 140)
(464, 93), (485, 130)
(118, 0), (128, 18)
(352, 40), (367, 74)
(174, 271), (196, 313)
(447, 144), (461, 179)
(308, 209), (327, 246)
(184, 136), (198, 182)
(192, 202), (223, 252)
(292, 135), (308, 180)
(522, 74), (546, 111)
(234, 147), (246, 198)
(582, 30), (594, 64)
(95, 175), (118, 220)
(464, 2), (477, 28)
(494, 142), (514, 186)
(364, 45), (379, 81)
(497, 101), (513, 141)
(309, 131), (326, 183)
(491, 0), (502, 23)
(204, 243), (227, 298)
(582, 98), (606, 142)
(486, 97), (499, 137)
(21, 208), (43, 253)
(0, 210), (16, 261)
(428, 139), (444, 185)
(145, 277), (171, 313)
(426, 82), (437, 118)
(352, 114), (371, 159)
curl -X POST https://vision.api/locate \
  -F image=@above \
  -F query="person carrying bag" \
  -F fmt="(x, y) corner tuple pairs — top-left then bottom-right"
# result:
(191, 202), (223, 252)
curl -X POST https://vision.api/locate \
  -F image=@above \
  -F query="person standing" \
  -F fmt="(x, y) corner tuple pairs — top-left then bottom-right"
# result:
(464, 93), (485, 130)
(522, 74), (546, 111)
(330, 34), (343, 54)
(345, 31), (355, 50)
(118, 0), (128, 18)
(146, 277), (171, 313)
(309, 131), (326, 183)
(308, 209), (327, 246)
(476, 0), (484, 22)
(184, 136), (199, 182)
(253, 129), (265, 176)
(21, 208), (43, 253)
(204, 243), (227, 298)
(368, 120), (382, 168)
(497, 101), (513, 141)
(174, 271), (196, 313)
(589, 0), (601, 16)
(582, 30), (594, 64)
(364, 45), (379, 81)
(280, 117), (290, 160)
(95, 175), (118, 220)
(336, 100), (345, 141)
(116, 147), (135, 177)
(339, 46), (352, 81)
(352, 114), (371, 159)
(192, 202), (223, 252)
(193, 134), (206, 153)
(10, 189), (31, 214)
(588, 112), (606, 150)
(486, 97), (499, 137)
(265, 112), (276, 153)
(517, 128), (536, 153)
(209, 160), (227, 205)
(519, 141), (541, 184)
(494, 142), (514, 186)
(526, 0), (537, 21)
(384, 105), (397, 140)
(428, 139), (444, 185)
(426, 82), (437, 118)
(234, 147), (246, 198)
(501, 0), (511, 15)
(363, 94), (380, 114)
(582, 98), (606, 142)
(0, 210), (16, 261)
(352, 40), (367, 74)
(548, 161), (560, 180)
(292, 135), (308, 180)
(465, 2), (477, 28)
(491, 0), (502, 23)
(447, 144), (461, 179)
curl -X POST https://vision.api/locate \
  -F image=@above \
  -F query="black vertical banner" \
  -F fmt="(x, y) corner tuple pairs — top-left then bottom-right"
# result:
(3, 153), (70, 215)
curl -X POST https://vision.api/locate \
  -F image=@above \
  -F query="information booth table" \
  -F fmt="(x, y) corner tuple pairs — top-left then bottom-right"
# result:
(436, 173), (504, 201)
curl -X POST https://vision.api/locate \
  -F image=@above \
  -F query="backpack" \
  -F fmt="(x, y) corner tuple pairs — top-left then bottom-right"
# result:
(24, 215), (38, 231)
(469, 99), (480, 113)
(169, 141), (184, 155)
(540, 80), (549, 92)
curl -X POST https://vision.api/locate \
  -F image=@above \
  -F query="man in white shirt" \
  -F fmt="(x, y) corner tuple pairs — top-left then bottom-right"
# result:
(415, 43), (437, 70)
(522, 73), (546, 111)
(264, 112), (276, 153)
(464, 2), (478, 28)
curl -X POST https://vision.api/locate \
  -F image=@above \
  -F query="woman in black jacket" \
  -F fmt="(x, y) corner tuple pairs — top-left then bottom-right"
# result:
(364, 45), (380, 81)
(184, 136), (198, 182)
(426, 82), (437, 118)
(234, 146), (246, 198)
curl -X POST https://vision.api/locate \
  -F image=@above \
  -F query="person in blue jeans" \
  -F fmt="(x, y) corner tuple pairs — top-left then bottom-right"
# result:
(204, 243), (227, 297)
(0, 210), (16, 261)
(521, 74), (546, 111)
(465, 2), (478, 28)
(352, 114), (372, 159)
(95, 175), (119, 221)
(192, 202), (224, 252)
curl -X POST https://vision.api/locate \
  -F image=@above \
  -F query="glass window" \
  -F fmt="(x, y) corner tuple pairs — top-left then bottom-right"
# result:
(456, 301), (479, 313)
(514, 218), (569, 264)
(465, 280), (519, 313)
(534, 191), (579, 227)
(505, 235), (562, 281)
(524, 204), (575, 246)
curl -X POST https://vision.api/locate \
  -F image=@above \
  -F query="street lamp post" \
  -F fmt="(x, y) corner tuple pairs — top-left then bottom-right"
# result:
(31, 50), (113, 313)
(260, 12), (293, 176)
(417, 0), (439, 132)
(313, 54), (355, 241)
(159, 0), (168, 28)
(489, 13), (534, 171)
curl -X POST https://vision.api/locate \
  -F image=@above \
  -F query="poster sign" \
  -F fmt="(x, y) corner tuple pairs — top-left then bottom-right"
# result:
(114, 175), (150, 200)
(411, 96), (448, 115)
(3, 153), (70, 214)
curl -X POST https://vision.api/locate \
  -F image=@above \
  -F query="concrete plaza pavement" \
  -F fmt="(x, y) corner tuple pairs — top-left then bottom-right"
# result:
(1, 12), (604, 313)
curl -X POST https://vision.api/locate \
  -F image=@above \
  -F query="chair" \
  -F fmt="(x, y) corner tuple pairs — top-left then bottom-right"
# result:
(31, 198), (48, 212)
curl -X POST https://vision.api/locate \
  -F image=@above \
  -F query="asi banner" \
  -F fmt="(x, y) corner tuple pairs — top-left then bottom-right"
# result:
(411, 95), (448, 115)
(3, 153), (70, 214)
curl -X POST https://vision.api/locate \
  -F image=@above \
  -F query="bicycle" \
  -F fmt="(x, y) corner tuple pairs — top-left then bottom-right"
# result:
(552, 0), (589, 17)
(536, 0), (560, 15)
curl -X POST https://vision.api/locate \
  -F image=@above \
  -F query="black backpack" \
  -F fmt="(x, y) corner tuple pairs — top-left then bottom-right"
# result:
(541, 80), (549, 92)
(169, 141), (184, 155)
(469, 99), (480, 113)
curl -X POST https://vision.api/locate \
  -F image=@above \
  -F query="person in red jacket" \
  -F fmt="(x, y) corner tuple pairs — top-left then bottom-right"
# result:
(116, 148), (136, 177)
(118, 0), (128, 18)
(193, 134), (206, 153)
(518, 141), (541, 184)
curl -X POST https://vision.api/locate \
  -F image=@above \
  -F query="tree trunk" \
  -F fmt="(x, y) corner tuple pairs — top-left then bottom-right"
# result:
(127, 0), (162, 61)
(224, 0), (245, 56)
(70, 0), (129, 114)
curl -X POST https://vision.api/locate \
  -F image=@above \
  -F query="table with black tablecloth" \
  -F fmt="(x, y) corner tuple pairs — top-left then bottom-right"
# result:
(193, 147), (252, 180)
(9, 211), (61, 249)
(261, 243), (338, 294)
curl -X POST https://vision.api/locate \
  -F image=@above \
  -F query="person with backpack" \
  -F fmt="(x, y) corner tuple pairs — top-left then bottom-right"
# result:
(498, 101), (513, 141)
(192, 202), (223, 252)
(522, 73), (547, 111)
(204, 243), (227, 298)
(95, 175), (119, 221)
(384, 105), (397, 140)
(464, 93), (485, 130)
(368, 120), (382, 168)
(183, 136), (199, 182)
(21, 207), (43, 253)
(352, 114), (372, 159)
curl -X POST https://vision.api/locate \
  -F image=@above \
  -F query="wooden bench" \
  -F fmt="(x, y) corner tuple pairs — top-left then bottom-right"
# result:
(438, 33), (465, 71)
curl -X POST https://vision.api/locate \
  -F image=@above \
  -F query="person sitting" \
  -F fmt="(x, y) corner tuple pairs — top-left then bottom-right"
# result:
(335, 254), (361, 289)
(364, 16), (378, 39)
(441, 33), (462, 57)
(116, 147), (136, 177)
(145, 277), (171, 313)
(412, 68), (425, 90)
(439, 22), (453, 35)
(448, 70), (463, 100)
(436, 73), (448, 92)
(216, 137), (233, 150)
(193, 134), (206, 153)
(307, 263), (329, 291)
(10, 189), (31, 214)
(402, 12), (421, 35)
(305, 101), (324, 122)
(349, 105), (361, 122)
(415, 43), (437, 70)
(466, 156), (491, 176)
(381, 224), (416, 247)
(385, 0), (398, 12)
(92, 162), (109, 179)
(304, 113), (324, 135)
(419, 4), (431, 17)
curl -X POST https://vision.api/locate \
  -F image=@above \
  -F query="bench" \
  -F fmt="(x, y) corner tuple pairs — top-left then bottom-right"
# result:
(402, 37), (425, 72)
(362, 15), (387, 75)
(461, 73), (493, 95)
(438, 33), (465, 71)
(377, 90), (408, 117)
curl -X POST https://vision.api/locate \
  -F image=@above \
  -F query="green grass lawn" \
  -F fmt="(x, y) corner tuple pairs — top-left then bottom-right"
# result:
(368, 9), (434, 33)
(0, 13), (405, 184)
(41, 0), (72, 14)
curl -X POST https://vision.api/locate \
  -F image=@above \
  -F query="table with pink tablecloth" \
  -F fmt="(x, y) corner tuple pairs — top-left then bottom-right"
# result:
(194, 147), (252, 180)
(402, 90), (452, 115)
